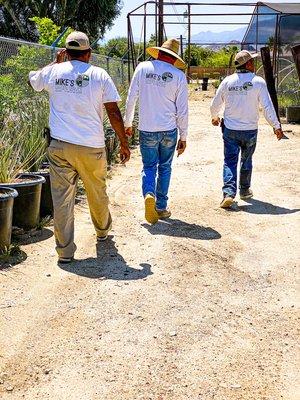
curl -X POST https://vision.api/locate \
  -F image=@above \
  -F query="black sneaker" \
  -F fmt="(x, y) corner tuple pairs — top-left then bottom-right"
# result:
(240, 189), (253, 200)
(58, 257), (74, 264)
(97, 235), (108, 242)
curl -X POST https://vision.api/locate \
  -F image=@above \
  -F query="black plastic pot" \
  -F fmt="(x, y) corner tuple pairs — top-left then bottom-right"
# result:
(286, 106), (300, 123)
(0, 174), (45, 230)
(0, 187), (18, 252)
(37, 170), (53, 218)
(202, 77), (209, 91)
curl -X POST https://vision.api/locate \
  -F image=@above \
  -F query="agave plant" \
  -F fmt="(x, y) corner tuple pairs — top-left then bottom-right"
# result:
(0, 96), (48, 183)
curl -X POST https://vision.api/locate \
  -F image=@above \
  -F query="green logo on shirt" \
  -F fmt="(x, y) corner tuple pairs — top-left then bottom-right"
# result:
(76, 74), (90, 87)
(243, 82), (253, 91)
(162, 72), (173, 82)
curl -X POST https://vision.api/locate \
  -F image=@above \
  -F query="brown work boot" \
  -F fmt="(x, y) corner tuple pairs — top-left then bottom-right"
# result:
(156, 208), (172, 219)
(240, 188), (253, 200)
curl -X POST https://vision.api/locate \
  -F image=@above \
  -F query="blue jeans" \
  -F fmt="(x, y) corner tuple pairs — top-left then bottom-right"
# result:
(223, 127), (257, 198)
(139, 129), (178, 210)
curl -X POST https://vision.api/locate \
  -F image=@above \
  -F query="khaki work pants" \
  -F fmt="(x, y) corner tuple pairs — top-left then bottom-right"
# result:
(47, 139), (112, 258)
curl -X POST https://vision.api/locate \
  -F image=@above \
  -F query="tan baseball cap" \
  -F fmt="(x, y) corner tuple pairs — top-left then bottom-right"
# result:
(234, 50), (258, 67)
(65, 31), (91, 51)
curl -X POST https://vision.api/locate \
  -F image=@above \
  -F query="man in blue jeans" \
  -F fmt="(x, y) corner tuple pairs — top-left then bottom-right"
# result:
(210, 50), (283, 208)
(124, 39), (188, 223)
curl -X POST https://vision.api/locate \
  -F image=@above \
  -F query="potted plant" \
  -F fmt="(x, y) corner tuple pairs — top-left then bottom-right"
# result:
(0, 100), (46, 229)
(18, 98), (53, 217)
(0, 187), (18, 253)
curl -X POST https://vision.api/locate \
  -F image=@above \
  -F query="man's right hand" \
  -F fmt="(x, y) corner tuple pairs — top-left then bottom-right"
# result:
(212, 117), (220, 126)
(55, 49), (67, 63)
(177, 140), (186, 157)
(120, 142), (131, 164)
(274, 128), (284, 140)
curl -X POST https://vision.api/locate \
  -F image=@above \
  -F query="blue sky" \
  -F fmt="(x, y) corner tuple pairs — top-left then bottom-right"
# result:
(103, 0), (299, 41)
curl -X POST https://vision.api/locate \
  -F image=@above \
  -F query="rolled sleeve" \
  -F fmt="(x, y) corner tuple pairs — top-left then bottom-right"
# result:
(124, 69), (140, 128)
(29, 64), (54, 92)
(210, 80), (226, 119)
(29, 70), (46, 92)
(102, 73), (121, 103)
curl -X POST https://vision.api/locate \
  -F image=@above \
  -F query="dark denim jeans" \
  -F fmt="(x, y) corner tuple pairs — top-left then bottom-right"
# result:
(223, 127), (257, 198)
(139, 129), (178, 210)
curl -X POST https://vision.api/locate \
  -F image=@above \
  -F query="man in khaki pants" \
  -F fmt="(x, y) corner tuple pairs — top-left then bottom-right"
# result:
(29, 32), (130, 263)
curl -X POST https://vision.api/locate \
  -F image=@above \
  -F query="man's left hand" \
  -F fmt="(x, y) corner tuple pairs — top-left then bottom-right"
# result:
(274, 128), (284, 140)
(120, 142), (131, 164)
(177, 140), (186, 157)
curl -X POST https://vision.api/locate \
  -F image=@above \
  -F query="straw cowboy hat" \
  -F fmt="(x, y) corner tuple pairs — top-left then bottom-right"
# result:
(146, 38), (186, 69)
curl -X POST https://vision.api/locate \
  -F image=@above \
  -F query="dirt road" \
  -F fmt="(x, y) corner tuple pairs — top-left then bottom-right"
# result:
(1, 92), (299, 400)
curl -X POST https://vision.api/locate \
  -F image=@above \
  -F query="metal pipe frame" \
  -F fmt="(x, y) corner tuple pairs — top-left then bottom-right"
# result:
(164, 22), (250, 25)
(126, 1), (299, 83)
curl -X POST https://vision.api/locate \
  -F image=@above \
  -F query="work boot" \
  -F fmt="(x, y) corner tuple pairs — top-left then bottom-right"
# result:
(145, 193), (158, 224)
(58, 257), (74, 264)
(97, 235), (108, 242)
(220, 195), (234, 209)
(156, 208), (172, 220)
(240, 188), (253, 200)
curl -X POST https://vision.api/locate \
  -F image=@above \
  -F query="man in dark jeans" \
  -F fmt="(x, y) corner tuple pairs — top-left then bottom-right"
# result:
(210, 50), (283, 208)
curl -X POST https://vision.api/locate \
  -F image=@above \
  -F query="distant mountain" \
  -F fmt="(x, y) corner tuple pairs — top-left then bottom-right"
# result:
(191, 27), (247, 45)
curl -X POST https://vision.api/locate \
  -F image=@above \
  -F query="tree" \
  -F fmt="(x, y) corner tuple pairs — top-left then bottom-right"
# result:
(30, 17), (73, 47)
(98, 37), (128, 58)
(184, 45), (213, 66)
(183, 45), (237, 67)
(0, 0), (122, 42)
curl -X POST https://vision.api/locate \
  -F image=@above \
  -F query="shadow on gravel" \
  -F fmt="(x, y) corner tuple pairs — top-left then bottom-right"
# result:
(0, 249), (27, 271)
(142, 219), (221, 240)
(59, 236), (153, 280)
(13, 228), (54, 245)
(238, 198), (300, 215)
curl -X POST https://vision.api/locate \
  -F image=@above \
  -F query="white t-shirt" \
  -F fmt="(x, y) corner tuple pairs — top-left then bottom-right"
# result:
(29, 60), (120, 148)
(124, 60), (188, 140)
(210, 72), (280, 131)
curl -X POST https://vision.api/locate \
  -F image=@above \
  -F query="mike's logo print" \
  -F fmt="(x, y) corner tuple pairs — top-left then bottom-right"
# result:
(146, 71), (174, 86)
(76, 74), (90, 87)
(54, 74), (90, 93)
(228, 81), (254, 95)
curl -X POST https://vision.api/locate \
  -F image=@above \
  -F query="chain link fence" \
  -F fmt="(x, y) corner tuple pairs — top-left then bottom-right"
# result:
(0, 36), (129, 90)
(0, 36), (135, 169)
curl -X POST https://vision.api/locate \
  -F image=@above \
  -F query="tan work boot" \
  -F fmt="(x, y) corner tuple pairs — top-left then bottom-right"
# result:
(220, 196), (234, 208)
(156, 209), (172, 219)
(145, 194), (158, 224)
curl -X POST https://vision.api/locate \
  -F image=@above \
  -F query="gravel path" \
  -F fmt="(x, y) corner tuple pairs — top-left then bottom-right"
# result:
(0, 92), (299, 400)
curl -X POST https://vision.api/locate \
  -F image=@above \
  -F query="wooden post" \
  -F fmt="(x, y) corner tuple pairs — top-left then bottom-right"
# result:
(127, 15), (131, 82)
(180, 34), (183, 58)
(158, 0), (164, 46)
(260, 46), (280, 121)
(291, 44), (300, 81)
(143, 3), (147, 60)
(187, 4), (191, 83)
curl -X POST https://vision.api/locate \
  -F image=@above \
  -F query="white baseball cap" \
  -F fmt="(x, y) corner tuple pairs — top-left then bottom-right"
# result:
(234, 50), (258, 67)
